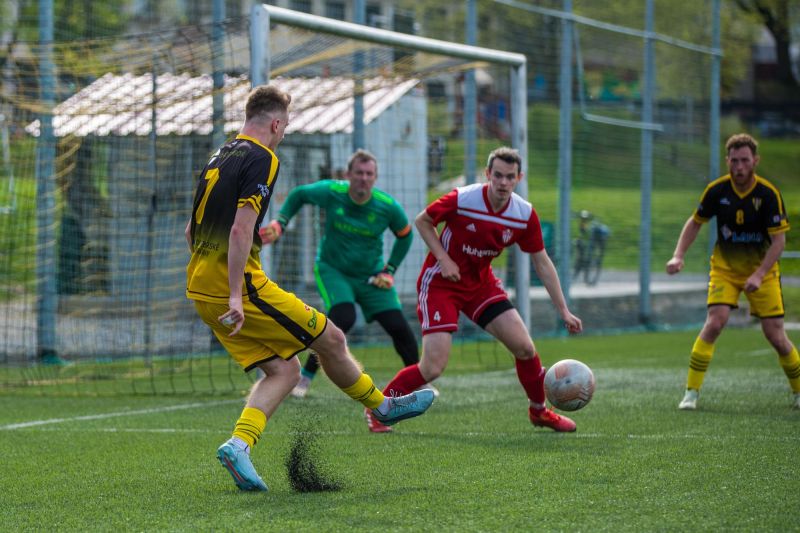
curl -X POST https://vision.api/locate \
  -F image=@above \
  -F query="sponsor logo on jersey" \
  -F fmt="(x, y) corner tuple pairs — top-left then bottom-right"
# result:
(773, 215), (782, 224)
(752, 197), (762, 211)
(721, 224), (763, 243)
(502, 228), (513, 243)
(720, 197), (730, 205)
(257, 184), (270, 198)
(466, 223), (476, 232)
(462, 244), (499, 258)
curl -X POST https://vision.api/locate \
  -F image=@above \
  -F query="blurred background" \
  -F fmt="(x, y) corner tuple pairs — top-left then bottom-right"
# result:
(0, 0), (797, 394)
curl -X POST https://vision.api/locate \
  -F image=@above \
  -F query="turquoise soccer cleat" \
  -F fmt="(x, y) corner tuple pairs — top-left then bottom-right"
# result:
(216, 439), (268, 492)
(372, 389), (435, 426)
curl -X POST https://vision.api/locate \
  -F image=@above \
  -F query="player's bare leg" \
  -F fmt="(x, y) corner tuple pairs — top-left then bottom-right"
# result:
(485, 309), (575, 432)
(418, 332), (453, 382)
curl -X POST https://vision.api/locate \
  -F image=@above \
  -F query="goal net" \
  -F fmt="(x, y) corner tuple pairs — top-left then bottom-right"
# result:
(0, 7), (525, 394)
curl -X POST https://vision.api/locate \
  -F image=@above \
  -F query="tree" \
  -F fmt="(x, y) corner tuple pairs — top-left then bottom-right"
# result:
(732, 0), (798, 91)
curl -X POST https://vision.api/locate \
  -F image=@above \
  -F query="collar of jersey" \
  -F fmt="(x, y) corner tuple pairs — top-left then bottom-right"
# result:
(726, 173), (758, 199)
(235, 133), (275, 157)
(482, 182), (510, 215)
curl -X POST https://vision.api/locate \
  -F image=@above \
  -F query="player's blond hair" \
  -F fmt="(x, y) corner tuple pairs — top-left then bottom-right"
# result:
(486, 146), (522, 173)
(245, 85), (291, 122)
(347, 148), (378, 173)
(725, 133), (758, 157)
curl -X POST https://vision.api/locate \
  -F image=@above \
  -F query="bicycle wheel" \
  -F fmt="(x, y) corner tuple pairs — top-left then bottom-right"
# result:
(584, 246), (604, 286)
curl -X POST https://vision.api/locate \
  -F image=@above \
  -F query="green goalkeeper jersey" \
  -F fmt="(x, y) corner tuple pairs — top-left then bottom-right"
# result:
(277, 180), (412, 279)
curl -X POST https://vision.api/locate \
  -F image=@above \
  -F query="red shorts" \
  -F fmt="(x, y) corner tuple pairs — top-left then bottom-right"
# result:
(417, 270), (508, 335)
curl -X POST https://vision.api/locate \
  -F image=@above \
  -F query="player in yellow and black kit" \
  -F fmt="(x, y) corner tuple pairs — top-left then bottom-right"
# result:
(666, 133), (799, 410)
(185, 85), (434, 492)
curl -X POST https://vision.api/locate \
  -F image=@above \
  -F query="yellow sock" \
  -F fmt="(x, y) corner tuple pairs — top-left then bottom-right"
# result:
(687, 336), (715, 391)
(232, 407), (267, 448)
(341, 373), (384, 410)
(778, 345), (800, 393)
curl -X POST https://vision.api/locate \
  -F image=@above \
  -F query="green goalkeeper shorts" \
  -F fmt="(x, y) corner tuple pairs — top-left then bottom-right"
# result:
(313, 260), (402, 322)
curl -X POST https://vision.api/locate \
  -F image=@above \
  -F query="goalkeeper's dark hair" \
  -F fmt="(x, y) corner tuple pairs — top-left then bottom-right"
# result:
(347, 148), (378, 173)
(725, 133), (758, 157)
(245, 84), (291, 123)
(486, 146), (522, 173)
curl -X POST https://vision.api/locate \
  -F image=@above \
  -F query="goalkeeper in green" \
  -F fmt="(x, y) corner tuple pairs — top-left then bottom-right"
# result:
(260, 149), (422, 430)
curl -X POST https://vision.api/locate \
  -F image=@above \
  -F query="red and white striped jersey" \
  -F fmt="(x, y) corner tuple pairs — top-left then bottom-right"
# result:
(418, 183), (544, 292)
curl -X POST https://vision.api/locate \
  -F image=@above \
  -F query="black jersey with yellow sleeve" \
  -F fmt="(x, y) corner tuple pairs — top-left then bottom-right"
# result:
(186, 134), (280, 303)
(692, 174), (790, 278)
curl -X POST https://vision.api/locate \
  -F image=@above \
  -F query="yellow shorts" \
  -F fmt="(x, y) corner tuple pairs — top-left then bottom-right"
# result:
(707, 269), (784, 318)
(193, 279), (327, 371)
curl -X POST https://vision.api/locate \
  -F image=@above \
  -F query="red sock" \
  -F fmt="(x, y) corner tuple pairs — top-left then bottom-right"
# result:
(515, 355), (545, 406)
(383, 364), (426, 396)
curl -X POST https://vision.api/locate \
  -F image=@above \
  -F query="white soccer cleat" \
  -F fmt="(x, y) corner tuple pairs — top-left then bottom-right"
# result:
(290, 375), (311, 399)
(678, 389), (699, 410)
(792, 393), (800, 410)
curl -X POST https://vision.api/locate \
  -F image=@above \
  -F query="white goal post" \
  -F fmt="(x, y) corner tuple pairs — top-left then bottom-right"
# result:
(250, 4), (533, 328)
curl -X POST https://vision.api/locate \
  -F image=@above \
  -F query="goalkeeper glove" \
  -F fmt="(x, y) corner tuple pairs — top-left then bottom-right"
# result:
(368, 264), (396, 290)
(259, 219), (284, 244)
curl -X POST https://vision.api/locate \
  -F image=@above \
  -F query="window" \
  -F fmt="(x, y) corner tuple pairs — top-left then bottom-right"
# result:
(325, 1), (345, 20)
(290, 0), (312, 14)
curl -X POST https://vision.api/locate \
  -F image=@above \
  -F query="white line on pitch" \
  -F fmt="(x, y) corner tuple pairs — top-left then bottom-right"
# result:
(0, 399), (243, 430)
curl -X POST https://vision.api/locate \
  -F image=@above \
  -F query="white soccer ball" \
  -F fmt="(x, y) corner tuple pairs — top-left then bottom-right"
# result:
(544, 359), (595, 412)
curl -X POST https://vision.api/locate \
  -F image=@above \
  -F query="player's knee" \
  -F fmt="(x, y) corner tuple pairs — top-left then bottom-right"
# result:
(512, 343), (536, 361)
(328, 304), (356, 332)
(705, 316), (727, 335)
(313, 323), (348, 360)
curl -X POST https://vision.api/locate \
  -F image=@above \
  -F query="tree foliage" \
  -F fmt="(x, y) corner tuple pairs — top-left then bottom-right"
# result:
(732, 0), (798, 89)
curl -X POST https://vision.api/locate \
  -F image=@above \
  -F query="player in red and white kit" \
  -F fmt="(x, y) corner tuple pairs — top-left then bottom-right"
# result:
(367, 146), (582, 432)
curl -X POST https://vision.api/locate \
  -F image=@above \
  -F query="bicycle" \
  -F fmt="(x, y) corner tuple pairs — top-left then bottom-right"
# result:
(573, 210), (610, 286)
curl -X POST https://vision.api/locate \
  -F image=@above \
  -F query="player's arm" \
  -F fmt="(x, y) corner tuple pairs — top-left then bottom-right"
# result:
(666, 216), (703, 275)
(531, 249), (582, 334)
(219, 205), (258, 335)
(415, 210), (460, 282)
(184, 220), (192, 253)
(368, 224), (412, 289)
(745, 231), (786, 292)
(260, 182), (325, 244)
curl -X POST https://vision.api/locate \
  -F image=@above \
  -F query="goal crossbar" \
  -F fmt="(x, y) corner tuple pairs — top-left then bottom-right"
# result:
(256, 5), (526, 67)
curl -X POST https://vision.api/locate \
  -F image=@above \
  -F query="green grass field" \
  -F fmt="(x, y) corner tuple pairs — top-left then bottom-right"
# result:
(2, 327), (798, 531)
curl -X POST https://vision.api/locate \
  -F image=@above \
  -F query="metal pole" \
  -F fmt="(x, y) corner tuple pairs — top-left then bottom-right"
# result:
(35, 0), (58, 362)
(638, 0), (655, 326)
(250, 4), (270, 86)
(557, 0), (573, 311)
(464, 0), (477, 184)
(708, 0), (721, 254)
(352, 0), (365, 151)
(511, 63), (530, 331)
(212, 0), (226, 148)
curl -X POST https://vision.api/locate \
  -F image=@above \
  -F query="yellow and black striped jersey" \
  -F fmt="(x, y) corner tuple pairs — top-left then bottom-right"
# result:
(693, 174), (790, 277)
(186, 134), (280, 303)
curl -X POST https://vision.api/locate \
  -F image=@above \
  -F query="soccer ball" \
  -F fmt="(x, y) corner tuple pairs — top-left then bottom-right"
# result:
(544, 359), (595, 411)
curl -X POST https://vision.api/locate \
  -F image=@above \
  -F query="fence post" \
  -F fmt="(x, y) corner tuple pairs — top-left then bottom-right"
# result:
(36, 0), (58, 362)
